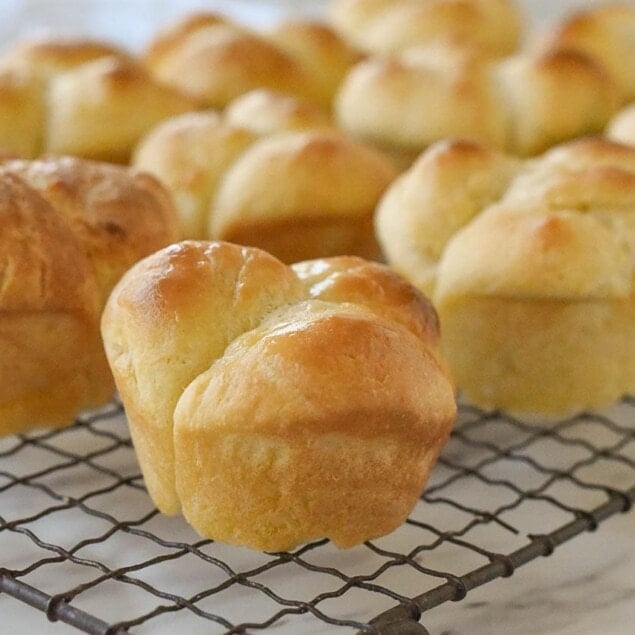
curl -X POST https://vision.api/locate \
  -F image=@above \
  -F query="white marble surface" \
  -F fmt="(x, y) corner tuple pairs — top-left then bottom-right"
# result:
(1, 1), (635, 634)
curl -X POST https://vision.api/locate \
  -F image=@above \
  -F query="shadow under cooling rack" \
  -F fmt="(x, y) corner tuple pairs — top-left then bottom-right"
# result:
(1, 397), (634, 634)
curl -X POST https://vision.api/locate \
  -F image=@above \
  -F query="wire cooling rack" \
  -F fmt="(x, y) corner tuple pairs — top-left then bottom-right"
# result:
(1, 397), (634, 635)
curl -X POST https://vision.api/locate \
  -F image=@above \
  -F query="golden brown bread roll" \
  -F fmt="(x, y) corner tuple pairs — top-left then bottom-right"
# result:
(101, 241), (456, 550)
(328, 0), (522, 57)
(224, 89), (333, 136)
(133, 111), (256, 239)
(0, 157), (178, 435)
(0, 38), (129, 158)
(540, 5), (635, 104)
(336, 45), (508, 167)
(143, 20), (317, 108)
(0, 37), (198, 162)
(46, 56), (200, 163)
(267, 20), (363, 109)
(376, 137), (635, 413)
(210, 130), (397, 262)
(336, 44), (618, 163)
(134, 117), (395, 262)
(376, 139), (520, 293)
(494, 49), (619, 157)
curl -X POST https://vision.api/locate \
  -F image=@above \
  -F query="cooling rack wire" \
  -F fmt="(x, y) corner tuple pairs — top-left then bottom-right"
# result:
(1, 397), (634, 634)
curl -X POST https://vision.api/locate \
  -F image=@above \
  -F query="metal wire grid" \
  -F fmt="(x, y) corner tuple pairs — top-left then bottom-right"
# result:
(1, 397), (634, 634)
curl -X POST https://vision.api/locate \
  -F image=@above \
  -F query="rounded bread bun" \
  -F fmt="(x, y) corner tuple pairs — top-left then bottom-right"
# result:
(493, 49), (618, 157)
(376, 139), (520, 294)
(0, 37), (199, 162)
(328, 0), (522, 57)
(0, 37), (131, 159)
(539, 5), (635, 104)
(0, 156), (178, 434)
(2, 156), (179, 300)
(224, 89), (333, 136)
(210, 130), (397, 262)
(46, 56), (200, 163)
(101, 240), (456, 550)
(0, 70), (45, 158)
(134, 117), (395, 262)
(143, 20), (317, 108)
(133, 111), (256, 239)
(376, 136), (635, 413)
(335, 45), (508, 167)
(267, 20), (363, 109)
(336, 44), (618, 163)
(0, 173), (105, 434)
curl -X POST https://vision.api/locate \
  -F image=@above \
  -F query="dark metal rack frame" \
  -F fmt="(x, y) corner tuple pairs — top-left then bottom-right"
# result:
(1, 397), (634, 634)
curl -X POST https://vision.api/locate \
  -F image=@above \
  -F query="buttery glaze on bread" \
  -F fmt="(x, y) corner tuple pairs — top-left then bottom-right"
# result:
(376, 137), (635, 413)
(0, 157), (178, 435)
(134, 121), (396, 262)
(336, 44), (618, 164)
(101, 241), (456, 550)
(328, 0), (522, 57)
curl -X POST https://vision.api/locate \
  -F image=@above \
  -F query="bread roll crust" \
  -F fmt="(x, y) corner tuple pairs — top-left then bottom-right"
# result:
(211, 131), (397, 262)
(0, 157), (178, 434)
(336, 43), (618, 163)
(377, 136), (635, 413)
(376, 139), (520, 293)
(0, 173), (105, 433)
(145, 23), (317, 108)
(336, 50), (507, 165)
(102, 241), (456, 548)
(133, 112), (256, 240)
(102, 241), (304, 513)
(541, 5), (635, 103)
(175, 303), (451, 550)
(2, 156), (179, 300)
(46, 57), (200, 162)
